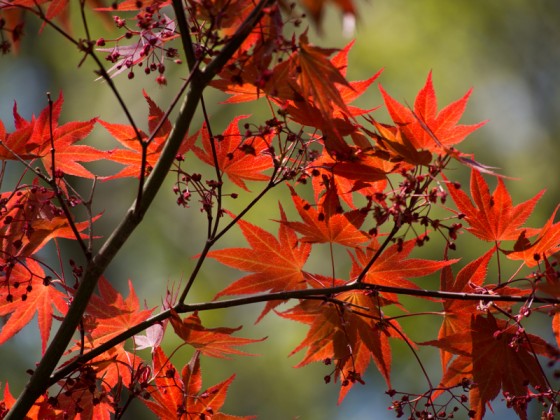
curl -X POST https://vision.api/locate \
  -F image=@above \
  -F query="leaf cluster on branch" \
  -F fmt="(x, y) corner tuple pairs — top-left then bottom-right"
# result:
(0, 0), (560, 418)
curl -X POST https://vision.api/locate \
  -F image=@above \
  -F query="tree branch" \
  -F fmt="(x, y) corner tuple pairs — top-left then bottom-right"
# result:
(47, 280), (558, 387)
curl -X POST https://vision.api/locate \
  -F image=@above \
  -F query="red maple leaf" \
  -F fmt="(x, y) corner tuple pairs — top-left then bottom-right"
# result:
(308, 146), (390, 208)
(190, 115), (273, 191)
(281, 185), (369, 247)
(81, 276), (154, 347)
(141, 348), (254, 419)
(55, 375), (115, 419)
(425, 313), (557, 420)
(100, 91), (184, 179)
(210, 208), (311, 321)
(379, 72), (486, 153)
(0, 182), (99, 260)
(279, 290), (405, 403)
(0, 382), (56, 418)
(0, 258), (67, 353)
(169, 310), (265, 358)
(62, 277), (151, 391)
(350, 237), (458, 305)
(506, 206), (560, 267)
(0, 93), (103, 177)
(536, 257), (560, 348)
(369, 119), (433, 167)
(436, 248), (494, 369)
(445, 169), (544, 242)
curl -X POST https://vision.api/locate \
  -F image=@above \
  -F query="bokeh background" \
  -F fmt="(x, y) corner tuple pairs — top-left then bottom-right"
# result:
(1, 0), (560, 418)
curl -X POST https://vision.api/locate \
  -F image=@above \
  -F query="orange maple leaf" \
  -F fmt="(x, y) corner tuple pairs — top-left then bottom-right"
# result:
(0, 382), (57, 418)
(379, 72), (486, 153)
(350, 237), (458, 305)
(307, 146), (389, 209)
(169, 310), (265, 358)
(101, 91), (190, 179)
(0, 93), (103, 177)
(81, 276), (154, 347)
(436, 249), (494, 370)
(141, 348), (254, 419)
(445, 170), (544, 243)
(425, 313), (557, 420)
(369, 119), (433, 167)
(0, 182), (99, 260)
(190, 115), (273, 191)
(0, 258), (67, 354)
(279, 290), (405, 403)
(506, 205), (560, 267)
(210, 208), (311, 321)
(282, 185), (369, 247)
(63, 277), (150, 391)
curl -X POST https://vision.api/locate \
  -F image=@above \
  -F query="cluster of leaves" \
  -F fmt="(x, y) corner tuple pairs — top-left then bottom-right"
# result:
(1, 0), (560, 418)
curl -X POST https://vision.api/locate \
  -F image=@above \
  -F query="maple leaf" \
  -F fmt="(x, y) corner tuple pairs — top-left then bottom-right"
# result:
(276, 44), (381, 133)
(506, 205), (560, 267)
(81, 276), (154, 347)
(215, 40), (379, 117)
(535, 256), (560, 348)
(445, 170), (544, 242)
(0, 94), (103, 177)
(437, 248), (495, 370)
(169, 310), (265, 358)
(39, 119), (100, 178)
(141, 347), (254, 419)
(210, 208), (311, 321)
(379, 72), (486, 153)
(0, 182), (99, 259)
(55, 375), (115, 420)
(101, 91), (190, 179)
(190, 115), (273, 191)
(134, 322), (165, 351)
(0, 258), (67, 353)
(307, 146), (389, 208)
(62, 277), (150, 391)
(369, 119), (433, 167)
(0, 382), (56, 419)
(282, 185), (369, 247)
(280, 290), (405, 403)
(425, 313), (557, 420)
(350, 237), (458, 305)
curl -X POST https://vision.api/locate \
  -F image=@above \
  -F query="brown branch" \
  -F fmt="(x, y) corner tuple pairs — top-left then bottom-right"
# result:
(48, 281), (558, 387)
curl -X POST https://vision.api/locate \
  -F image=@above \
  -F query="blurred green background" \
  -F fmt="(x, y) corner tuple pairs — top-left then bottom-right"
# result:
(1, 0), (560, 418)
